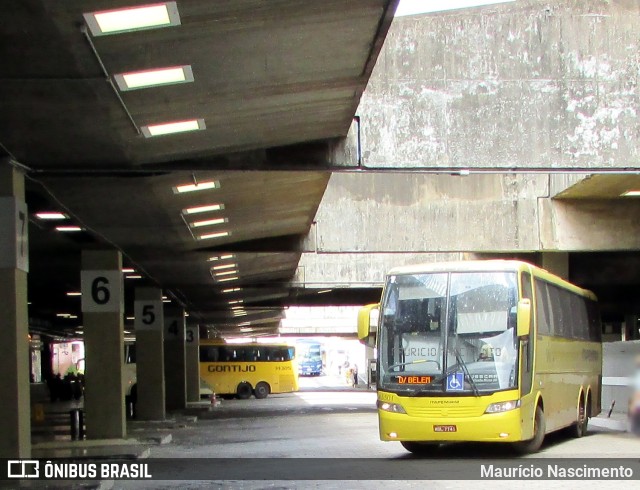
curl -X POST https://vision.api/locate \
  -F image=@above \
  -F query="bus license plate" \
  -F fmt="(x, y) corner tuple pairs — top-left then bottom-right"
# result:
(434, 425), (457, 432)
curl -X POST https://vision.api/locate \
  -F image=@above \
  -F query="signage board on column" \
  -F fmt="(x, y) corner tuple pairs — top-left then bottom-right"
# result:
(0, 197), (29, 272)
(80, 270), (123, 313)
(186, 325), (199, 345)
(134, 300), (163, 333)
(165, 316), (185, 342)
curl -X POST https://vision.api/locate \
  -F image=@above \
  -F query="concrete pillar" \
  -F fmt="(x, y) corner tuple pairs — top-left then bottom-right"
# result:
(81, 250), (126, 439)
(541, 252), (569, 280)
(185, 323), (200, 403)
(0, 164), (30, 458)
(134, 288), (165, 420)
(164, 307), (186, 410)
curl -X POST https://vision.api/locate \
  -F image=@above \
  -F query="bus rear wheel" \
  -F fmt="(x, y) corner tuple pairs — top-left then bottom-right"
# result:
(400, 441), (439, 455)
(571, 396), (588, 438)
(514, 406), (545, 454)
(236, 382), (252, 400)
(254, 382), (270, 399)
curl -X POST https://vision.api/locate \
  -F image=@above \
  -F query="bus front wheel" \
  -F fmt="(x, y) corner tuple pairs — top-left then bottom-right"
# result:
(236, 382), (252, 400)
(400, 441), (439, 455)
(254, 382), (270, 399)
(514, 406), (545, 454)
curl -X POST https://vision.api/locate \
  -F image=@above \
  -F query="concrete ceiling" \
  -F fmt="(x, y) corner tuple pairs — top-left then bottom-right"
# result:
(555, 175), (640, 200)
(1, 0), (399, 337)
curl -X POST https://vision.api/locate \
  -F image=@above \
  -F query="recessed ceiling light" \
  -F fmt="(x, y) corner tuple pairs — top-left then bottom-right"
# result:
(184, 204), (225, 215)
(115, 65), (194, 91)
(56, 226), (82, 232)
(190, 218), (228, 228)
(66, 292), (82, 297)
(141, 119), (205, 138)
(217, 276), (238, 282)
(35, 212), (67, 220)
(198, 231), (230, 240)
(621, 190), (640, 197)
(84, 2), (181, 36)
(214, 270), (238, 277)
(213, 263), (237, 271)
(173, 180), (219, 194)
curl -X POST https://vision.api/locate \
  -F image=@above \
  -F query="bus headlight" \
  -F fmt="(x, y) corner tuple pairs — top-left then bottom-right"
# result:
(485, 400), (520, 414)
(377, 400), (406, 414)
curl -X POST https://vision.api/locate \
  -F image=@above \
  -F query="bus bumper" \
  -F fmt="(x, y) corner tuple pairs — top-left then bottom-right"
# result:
(379, 409), (524, 443)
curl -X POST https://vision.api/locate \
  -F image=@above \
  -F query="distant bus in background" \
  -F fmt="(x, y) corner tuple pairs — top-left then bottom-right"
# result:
(296, 340), (323, 376)
(200, 340), (299, 399)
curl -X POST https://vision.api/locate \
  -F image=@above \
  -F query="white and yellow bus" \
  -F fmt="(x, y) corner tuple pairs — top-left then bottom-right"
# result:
(199, 340), (299, 399)
(358, 260), (602, 454)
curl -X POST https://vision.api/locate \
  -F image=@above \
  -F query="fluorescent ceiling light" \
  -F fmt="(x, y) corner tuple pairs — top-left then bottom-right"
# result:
(173, 180), (219, 194)
(395, 0), (515, 16)
(233, 312), (248, 317)
(207, 254), (234, 262)
(190, 218), (227, 228)
(56, 313), (72, 318)
(621, 190), (640, 197)
(56, 226), (82, 232)
(231, 306), (244, 310)
(184, 204), (225, 215)
(214, 270), (238, 277)
(126, 275), (143, 279)
(318, 289), (332, 294)
(163, 298), (171, 303)
(126, 316), (135, 320)
(213, 264), (237, 271)
(122, 268), (135, 273)
(228, 300), (243, 304)
(198, 231), (230, 240)
(142, 119), (205, 138)
(35, 212), (67, 220)
(222, 287), (242, 293)
(84, 2), (180, 36)
(217, 276), (238, 282)
(115, 65), (193, 91)
(238, 322), (251, 327)
(66, 292), (82, 297)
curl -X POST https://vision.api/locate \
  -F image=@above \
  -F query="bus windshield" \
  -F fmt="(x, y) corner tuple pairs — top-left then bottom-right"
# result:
(379, 271), (519, 395)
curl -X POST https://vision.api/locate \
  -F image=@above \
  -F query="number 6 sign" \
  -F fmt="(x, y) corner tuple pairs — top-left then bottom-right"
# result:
(81, 270), (122, 313)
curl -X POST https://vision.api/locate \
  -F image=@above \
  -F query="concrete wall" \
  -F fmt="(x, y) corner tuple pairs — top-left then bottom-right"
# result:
(602, 340), (640, 414)
(335, 0), (640, 170)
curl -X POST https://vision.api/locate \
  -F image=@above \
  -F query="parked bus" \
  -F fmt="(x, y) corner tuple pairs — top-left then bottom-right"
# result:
(199, 340), (299, 399)
(296, 340), (323, 376)
(358, 260), (602, 454)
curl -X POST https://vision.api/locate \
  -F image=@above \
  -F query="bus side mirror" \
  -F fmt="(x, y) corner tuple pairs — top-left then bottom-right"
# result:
(358, 304), (379, 348)
(517, 299), (531, 338)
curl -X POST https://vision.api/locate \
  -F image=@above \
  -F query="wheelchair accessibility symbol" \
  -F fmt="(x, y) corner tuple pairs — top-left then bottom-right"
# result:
(446, 373), (464, 391)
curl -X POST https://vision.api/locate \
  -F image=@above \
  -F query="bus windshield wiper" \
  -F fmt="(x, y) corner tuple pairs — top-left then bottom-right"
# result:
(453, 345), (480, 397)
(387, 359), (441, 371)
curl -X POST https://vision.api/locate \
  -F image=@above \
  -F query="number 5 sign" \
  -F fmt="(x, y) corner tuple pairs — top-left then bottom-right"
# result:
(0, 197), (29, 272)
(81, 270), (123, 313)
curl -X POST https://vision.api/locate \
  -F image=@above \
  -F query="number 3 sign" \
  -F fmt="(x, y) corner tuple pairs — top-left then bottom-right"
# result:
(81, 270), (123, 313)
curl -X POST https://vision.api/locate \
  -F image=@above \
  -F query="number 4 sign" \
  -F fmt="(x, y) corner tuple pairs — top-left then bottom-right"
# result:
(80, 270), (123, 313)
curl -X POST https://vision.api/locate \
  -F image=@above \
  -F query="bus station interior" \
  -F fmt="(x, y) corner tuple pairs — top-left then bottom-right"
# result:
(2, 0), (640, 461)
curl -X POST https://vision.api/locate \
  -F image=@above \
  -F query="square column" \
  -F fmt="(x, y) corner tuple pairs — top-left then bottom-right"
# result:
(0, 164), (30, 458)
(185, 323), (200, 403)
(134, 288), (166, 420)
(81, 250), (126, 439)
(164, 307), (186, 410)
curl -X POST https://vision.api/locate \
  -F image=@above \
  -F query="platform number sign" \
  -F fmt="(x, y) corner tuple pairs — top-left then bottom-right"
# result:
(81, 270), (122, 313)
(134, 300), (162, 331)
(165, 317), (185, 341)
(186, 325), (198, 344)
(0, 197), (29, 272)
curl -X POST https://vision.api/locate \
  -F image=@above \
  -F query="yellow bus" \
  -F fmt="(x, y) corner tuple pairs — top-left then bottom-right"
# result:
(199, 340), (299, 399)
(358, 260), (602, 454)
